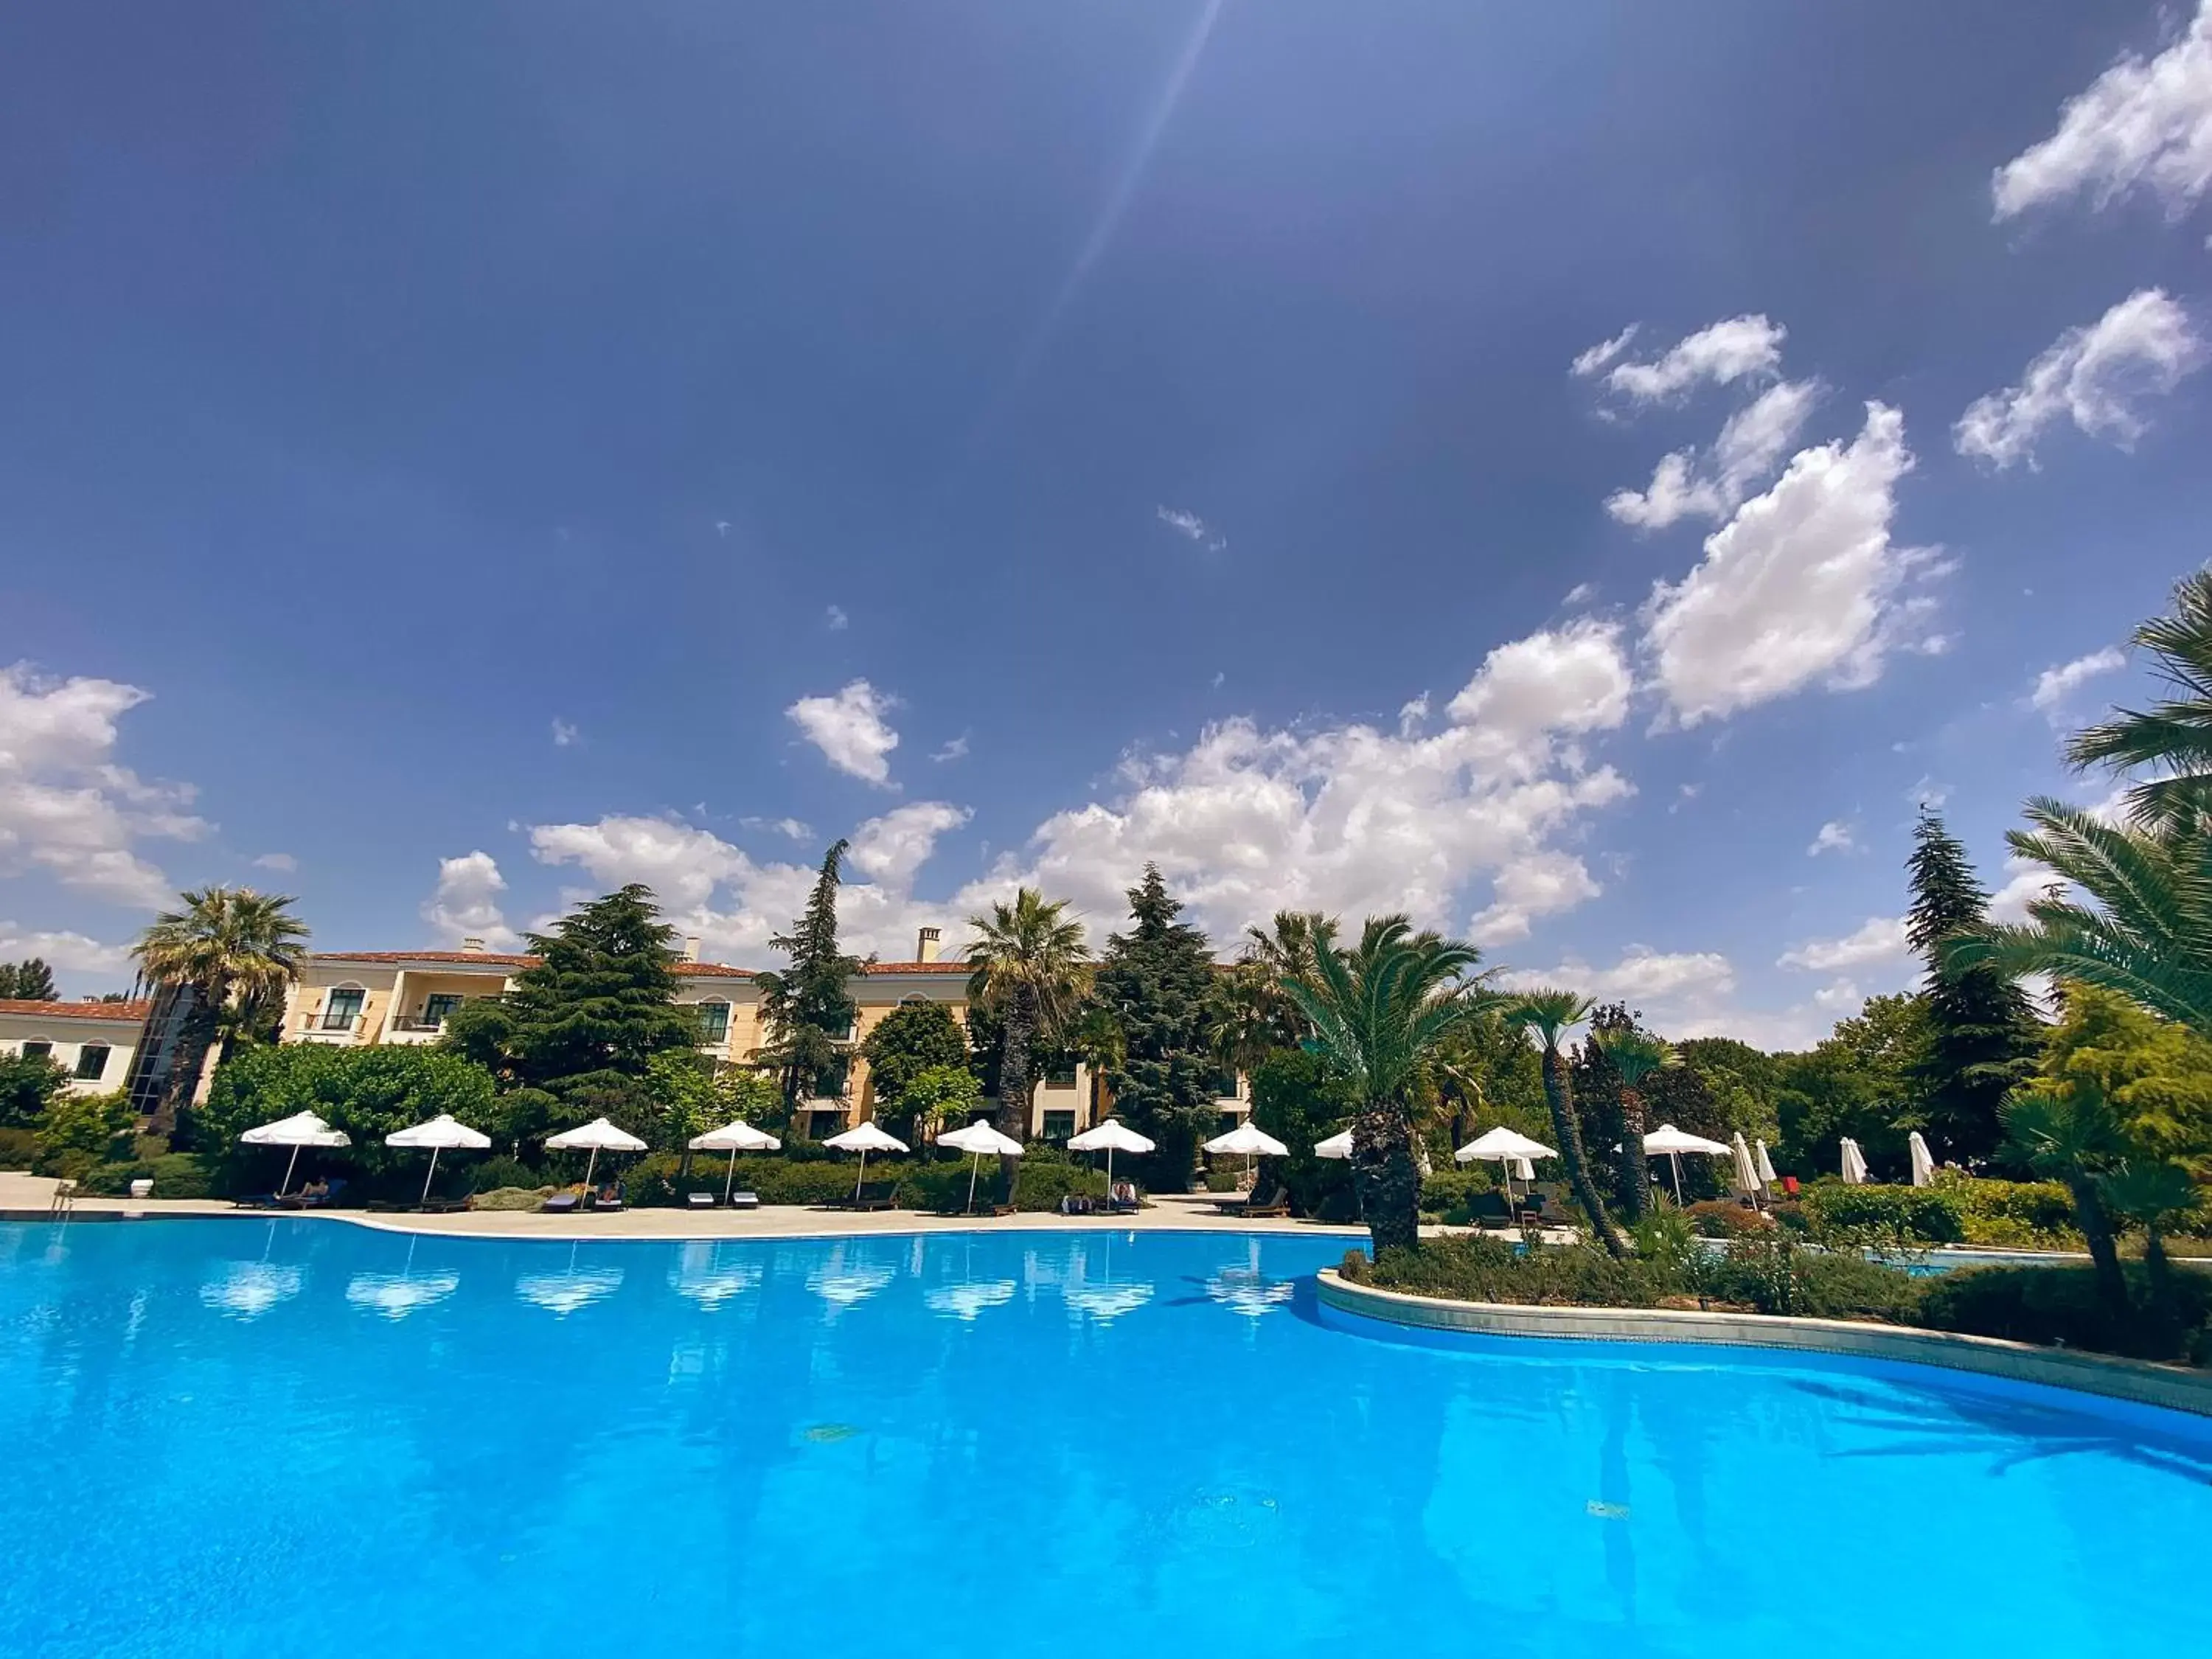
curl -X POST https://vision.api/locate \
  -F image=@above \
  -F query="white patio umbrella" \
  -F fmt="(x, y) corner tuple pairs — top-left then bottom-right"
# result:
(1313, 1128), (1353, 1160)
(824, 1120), (909, 1203)
(1205, 1119), (1289, 1184)
(1755, 1138), (1778, 1188)
(1730, 1131), (1761, 1202)
(544, 1116), (648, 1193)
(1643, 1122), (1731, 1206)
(239, 1110), (351, 1197)
(939, 1119), (1025, 1213)
(1454, 1125), (1558, 1215)
(385, 1113), (493, 1205)
(1908, 1130), (1936, 1188)
(1840, 1136), (1871, 1186)
(1067, 1117), (1155, 1197)
(689, 1119), (782, 1203)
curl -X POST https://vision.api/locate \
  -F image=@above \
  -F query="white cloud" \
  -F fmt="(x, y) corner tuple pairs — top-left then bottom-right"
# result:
(1570, 324), (1641, 379)
(0, 922), (128, 979)
(787, 680), (900, 786)
(0, 664), (209, 908)
(740, 815), (814, 843)
(1807, 821), (1855, 857)
(825, 605), (849, 632)
(846, 802), (972, 888)
(1156, 506), (1227, 552)
(1444, 619), (1634, 740)
(931, 734), (970, 763)
(1955, 289), (2204, 468)
(551, 718), (579, 747)
(1561, 581), (1597, 607)
(1777, 915), (1910, 973)
(1600, 315), (1787, 403)
(1989, 855), (2062, 925)
(2030, 646), (2128, 720)
(1607, 380), (1821, 529)
(421, 851), (522, 950)
(1503, 944), (1860, 1049)
(1641, 402), (1936, 726)
(251, 852), (299, 874)
(1992, 2), (2212, 220)
(1467, 849), (1602, 946)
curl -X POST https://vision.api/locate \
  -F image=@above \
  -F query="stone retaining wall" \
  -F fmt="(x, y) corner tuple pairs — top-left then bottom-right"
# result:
(1315, 1269), (2212, 1419)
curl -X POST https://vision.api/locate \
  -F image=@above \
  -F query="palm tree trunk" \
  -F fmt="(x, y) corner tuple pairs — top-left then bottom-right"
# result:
(1543, 1047), (1625, 1258)
(997, 997), (1034, 1192)
(2143, 1223), (2174, 1312)
(2064, 1172), (2129, 1310)
(1618, 1083), (1650, 1223)
(149, 992), (221, 1143)
(1353, 1098), (1420, 1256)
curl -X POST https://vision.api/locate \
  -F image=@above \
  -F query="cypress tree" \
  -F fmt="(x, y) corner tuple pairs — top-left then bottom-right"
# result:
(1093, 865), (1220, 1189)
(1905, 813), (2042, 1164)
(756, 840), (863, 1112)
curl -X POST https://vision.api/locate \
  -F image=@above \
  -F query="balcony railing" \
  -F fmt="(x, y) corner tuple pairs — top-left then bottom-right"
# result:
(389, 1015), (445, 1033)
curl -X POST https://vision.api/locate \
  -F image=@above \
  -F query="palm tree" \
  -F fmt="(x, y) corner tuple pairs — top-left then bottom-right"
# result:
(2098, 1158), (2198, 1312)
(2002, 1077), (2130, 1310)
(1233, 910), (1335, 1047)
(1278, 915), (1491, 1256)
(964, 888), (1093, 1152)
(1944, 800), (2212, 1039)
(2067, 568), (2212, 828)
(1503, 990), (1626, 1257)
(1593, 1031), (1677, 1221)
(132, 886), (310, 1136)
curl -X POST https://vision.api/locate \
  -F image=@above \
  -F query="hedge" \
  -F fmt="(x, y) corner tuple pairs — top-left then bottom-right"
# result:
(77, 1153), (218, 1200)
(1799, 1180), (1966, 1248)
(0, 1126), (35, 1169)
(618, 1152), (1108, 1212)
(1918, 1263), (2212, 1366)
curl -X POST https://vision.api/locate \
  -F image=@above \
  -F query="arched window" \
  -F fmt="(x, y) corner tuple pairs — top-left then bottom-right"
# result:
(695, 1001), (731, 1044)
(321, 984), (366, 1031)
(74, 1043), (112, 1082)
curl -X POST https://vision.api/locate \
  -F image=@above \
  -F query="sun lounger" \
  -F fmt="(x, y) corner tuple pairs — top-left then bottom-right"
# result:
(420, 1197), (469, 1215)
(1468, 1192), (1516, 1227)
(841, 1180), (898, 1211)
(730, 1190), (759, 1211)
(687, 1192), (717, 1209)
(543, 1192), (581, 1214)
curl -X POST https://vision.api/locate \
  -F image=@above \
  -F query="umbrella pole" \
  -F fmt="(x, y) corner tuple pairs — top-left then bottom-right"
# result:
(583, 1146), (600, 1194)
(280, 1144), (302, 1198)
(1105, 1146), (1115, 1203)
(726, 1147), (738, 1205)
(1669, 1152), (1684, 1206)
(420, 1147), (440, 1206)
(855, 1147), (867, 1203)
(966, 1152), (981, 1214)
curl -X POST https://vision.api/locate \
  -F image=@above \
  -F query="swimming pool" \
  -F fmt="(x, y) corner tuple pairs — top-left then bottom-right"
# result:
(2, 1220), (2204, 1658)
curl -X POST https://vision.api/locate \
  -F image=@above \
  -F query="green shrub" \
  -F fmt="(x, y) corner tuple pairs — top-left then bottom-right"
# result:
(1418, 1169), (1493, 1218)
(619, 1150), (1110, 1212)
(1800, 1180), (1965, 1251)
(1932, 1172), (2082, 1249)
(0, 1051), (70, 1129)
(1685, 1198), (1771, 1239)
(198, 1044), (501, 1173)
(1700, 1235), (1921, 1321)
(0, 1125), (36, 1169)
(32, 1089), (133, 1175)
(1203, 1168), (1242, 1194)
(1371, 1234), (1674, 1307)
(465, 1155), (543, 1194)
(1916, 1264), (2212, 1365)
(78, 1153), (218, 1200)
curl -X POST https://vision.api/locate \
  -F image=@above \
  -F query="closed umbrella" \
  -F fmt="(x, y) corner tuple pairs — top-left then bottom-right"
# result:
(689, 1119), (782, 1204)
(1313, 1129), (1353, 1160)
(1755, 1138), (1778, 1188)
(1643, 1123), (1731, 1206)
(1067, 1118), (1155, 1199)
(544, 1116), (648, 1194)
(824, 1120), (909, 1203)
(239, 1110), (350, 1198)
(1908, 1130), (1936, 1188)
(1205, 1119), (1289, 1185)
(939, 1119), (1024, 1213)
(1730, 1131), (1761, 1201)
(386, 1113), (493, 1206)
(1840, 1137), (1871, 1185)
(1454, 1125), (1558, 1216)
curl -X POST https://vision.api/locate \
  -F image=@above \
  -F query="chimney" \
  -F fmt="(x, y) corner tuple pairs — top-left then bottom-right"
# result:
(917, 926), (941, 964)
(460, 937), (486, 953)
(683, 936), (702, 963)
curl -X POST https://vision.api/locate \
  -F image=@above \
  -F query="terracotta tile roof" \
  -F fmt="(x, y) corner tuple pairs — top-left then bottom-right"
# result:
(313, 950), (765, 978)
(674, 962), (758, 978)
(863, 961), (973, 975)
(0, 998), (150, 1023)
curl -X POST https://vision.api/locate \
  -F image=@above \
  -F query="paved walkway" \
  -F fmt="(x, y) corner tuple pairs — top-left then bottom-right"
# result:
(0, 1171), (1371, 1243)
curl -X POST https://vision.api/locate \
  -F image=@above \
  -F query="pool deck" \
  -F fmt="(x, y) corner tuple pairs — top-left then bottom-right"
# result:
(0, 1171), (1381, 1242)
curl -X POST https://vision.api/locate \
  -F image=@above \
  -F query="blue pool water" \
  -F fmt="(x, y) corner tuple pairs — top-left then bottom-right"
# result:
(2, 1221), (2206, 1659)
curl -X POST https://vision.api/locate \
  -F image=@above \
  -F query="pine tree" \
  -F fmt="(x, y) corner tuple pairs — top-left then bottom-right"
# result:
(0, 959), (57, 1001)
(439, 884), (695, 1139)
(755, 841), (863, 1112)
(1905, 813), (2042, 1164)
(1093, 865), (1219, 1190)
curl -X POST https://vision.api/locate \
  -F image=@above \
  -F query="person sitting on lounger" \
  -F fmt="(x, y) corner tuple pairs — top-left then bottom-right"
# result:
(295, 1178), (330, 1202)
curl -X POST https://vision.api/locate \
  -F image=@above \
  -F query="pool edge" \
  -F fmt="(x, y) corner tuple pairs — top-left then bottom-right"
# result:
(1314, 1269), (2212, 1419)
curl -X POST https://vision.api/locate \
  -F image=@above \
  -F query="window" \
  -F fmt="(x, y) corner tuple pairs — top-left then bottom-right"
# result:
(323, 988), (365, 1030)
(1042, 1110), (1076, 1141)
(1044, 1063), (1077, 1088)
(73, 1044), (111, 1082)
(21, 1041), (52, 1060)
(423, 994), (463, 1027)
(695, 1001), (731, 1044)
(1217, 1112), (1241, 1138)
(807, 1108), (846, 1140)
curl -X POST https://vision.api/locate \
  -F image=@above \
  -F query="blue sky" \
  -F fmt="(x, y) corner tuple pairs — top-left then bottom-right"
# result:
(4, 1), (2210, 1045)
